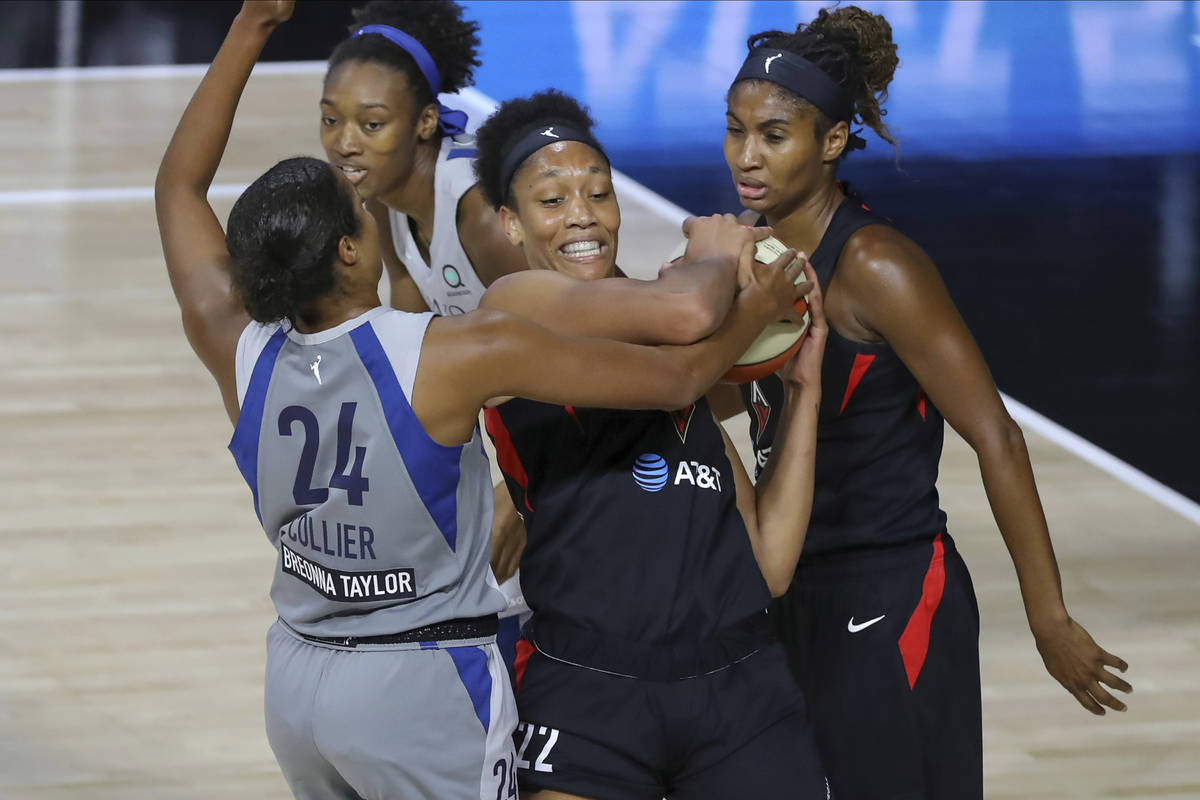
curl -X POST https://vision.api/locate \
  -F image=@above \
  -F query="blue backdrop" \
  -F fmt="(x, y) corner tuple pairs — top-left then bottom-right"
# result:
(463, 1), (1200, 164)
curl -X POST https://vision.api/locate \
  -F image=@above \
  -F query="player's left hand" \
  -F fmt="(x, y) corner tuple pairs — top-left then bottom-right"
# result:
(490, 486), (526, 583)
(238, 0), (295, 29)
(778, 258), (827, 390)
(1033, 615), (1131, 714)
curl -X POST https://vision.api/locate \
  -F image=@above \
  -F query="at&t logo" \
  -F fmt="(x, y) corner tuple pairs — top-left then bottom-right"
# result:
(633, 454), (669, 492)
(633, 454), (723, 493)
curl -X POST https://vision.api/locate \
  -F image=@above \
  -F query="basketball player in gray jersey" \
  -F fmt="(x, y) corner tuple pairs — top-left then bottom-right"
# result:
(154, 4), (809, 797)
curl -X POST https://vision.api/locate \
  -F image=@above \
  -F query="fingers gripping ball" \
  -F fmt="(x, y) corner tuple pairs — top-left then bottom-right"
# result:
(668, 236), (811, 383)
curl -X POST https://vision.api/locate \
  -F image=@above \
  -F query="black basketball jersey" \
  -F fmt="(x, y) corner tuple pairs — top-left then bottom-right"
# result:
(486, 398), (771, 676)
(740, 188), (948, 556)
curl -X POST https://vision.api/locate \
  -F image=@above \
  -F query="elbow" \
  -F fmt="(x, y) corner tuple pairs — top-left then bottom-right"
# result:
(764, 568), (793, 598)
(661, 292), (722, 345)
(974, 414), (1029, 461)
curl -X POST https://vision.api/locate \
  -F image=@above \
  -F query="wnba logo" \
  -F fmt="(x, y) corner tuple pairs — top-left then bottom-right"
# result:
(632, 454), (669, 492)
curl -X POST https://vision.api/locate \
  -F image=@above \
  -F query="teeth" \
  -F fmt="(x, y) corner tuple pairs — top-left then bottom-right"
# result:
(561, 241), (601, 257)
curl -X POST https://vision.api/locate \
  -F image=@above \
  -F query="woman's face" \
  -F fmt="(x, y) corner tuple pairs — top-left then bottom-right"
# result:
(724, 81), (830, 221)
(320, 60), (434, 203)
(501, 141), (620, 282)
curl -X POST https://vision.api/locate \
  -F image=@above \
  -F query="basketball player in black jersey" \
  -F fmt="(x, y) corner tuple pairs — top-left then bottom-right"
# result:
(472, 91), (832, 799)
(714, 6), (1134, 798)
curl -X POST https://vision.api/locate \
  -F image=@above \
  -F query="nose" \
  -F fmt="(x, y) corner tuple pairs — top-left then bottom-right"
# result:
(737, 136), (761, 171)
(564, 193), (596, 228)
(333, 124), (361, 157)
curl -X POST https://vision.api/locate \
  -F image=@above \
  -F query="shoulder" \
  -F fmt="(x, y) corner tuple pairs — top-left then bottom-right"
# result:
(838, 223), (938, 298)
(439, 137), (480, 195)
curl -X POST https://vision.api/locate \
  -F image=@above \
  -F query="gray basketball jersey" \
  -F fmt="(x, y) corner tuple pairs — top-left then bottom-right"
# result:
(388, 137), (487, 316)
(229, 306), (506, 637)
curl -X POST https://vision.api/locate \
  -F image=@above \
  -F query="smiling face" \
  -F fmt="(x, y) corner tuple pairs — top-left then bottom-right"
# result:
(724, 81), (843, 221)
(319, 60), (437, 203)
(499, 140), (620, 282)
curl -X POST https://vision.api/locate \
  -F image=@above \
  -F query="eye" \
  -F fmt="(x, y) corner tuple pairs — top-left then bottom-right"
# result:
(539, 197), (563, 207)
(726, 125), (743, 135)
(364, 121), (384, 133)
(321, 116), (337, 127)
(590, 191), (610, 201)
(765, 132), (786, 144)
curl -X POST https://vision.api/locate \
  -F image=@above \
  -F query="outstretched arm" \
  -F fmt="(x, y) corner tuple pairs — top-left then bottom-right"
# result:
(154, 1), (293, 422)
(479, 215), (766, 345)
(414, 235), (809, 446)
(726, 259), (826, 595)
(841, 225), (1131, 714)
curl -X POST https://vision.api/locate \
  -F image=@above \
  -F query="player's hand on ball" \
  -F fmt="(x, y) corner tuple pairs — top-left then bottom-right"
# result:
(739, 246), (808, 322)
(778, 259), (826, 389)
(680, 214), (772, 276)
(238, 0), (295, 28)
(1033, 615), (1131, 715)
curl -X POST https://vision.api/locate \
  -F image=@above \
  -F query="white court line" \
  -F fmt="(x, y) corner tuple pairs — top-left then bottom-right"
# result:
(0, 59), (326, 83)
(6, 66), (1197, 526)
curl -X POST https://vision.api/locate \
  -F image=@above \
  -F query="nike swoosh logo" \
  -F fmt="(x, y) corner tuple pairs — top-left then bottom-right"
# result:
(847, 614), (886, 633)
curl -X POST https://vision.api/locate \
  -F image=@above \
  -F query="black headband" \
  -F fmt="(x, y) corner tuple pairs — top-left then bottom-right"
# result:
(733, 48), (854, 123)
(498, 122), (607, 196)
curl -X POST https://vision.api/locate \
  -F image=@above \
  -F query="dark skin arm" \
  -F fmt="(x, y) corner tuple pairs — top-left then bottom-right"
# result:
(833, 224), (1131, 714)
(480, 214), (765, 345)
(724, 260), (827, 595)
(154, 1), (293, 422)
(412, 231), (807, 446)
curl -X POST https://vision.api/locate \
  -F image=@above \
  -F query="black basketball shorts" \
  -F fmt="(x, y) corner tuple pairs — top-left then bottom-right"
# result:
(511, 640), (831, 799)
(772, 531), (982, 800)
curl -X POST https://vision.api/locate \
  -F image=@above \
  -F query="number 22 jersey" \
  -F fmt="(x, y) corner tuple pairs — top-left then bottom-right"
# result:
(229, 306), (506, 638)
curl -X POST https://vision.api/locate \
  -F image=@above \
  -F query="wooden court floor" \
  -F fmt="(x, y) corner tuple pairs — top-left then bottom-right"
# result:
(0, 67), (1197, 799)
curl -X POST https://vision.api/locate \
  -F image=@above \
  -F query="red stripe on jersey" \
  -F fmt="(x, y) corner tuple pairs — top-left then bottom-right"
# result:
(897, 532), (947, 689)
(916, 387), (927, 421)
(513, 638), (535, 692)
(840, 353), (877, 414)
(483, 407), (534, 512)
(564, 405), (582, 431)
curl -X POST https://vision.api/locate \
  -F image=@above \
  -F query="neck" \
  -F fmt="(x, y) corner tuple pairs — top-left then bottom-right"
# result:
(377, 137), (440, 233)
(766, 179), (845, 257)
(291, 292), (382, 335)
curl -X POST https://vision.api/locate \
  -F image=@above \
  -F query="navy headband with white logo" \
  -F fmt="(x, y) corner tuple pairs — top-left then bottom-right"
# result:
(498, 123), (607, 197)
(352, 24), (468, 137)
(733, 47), (854, 124)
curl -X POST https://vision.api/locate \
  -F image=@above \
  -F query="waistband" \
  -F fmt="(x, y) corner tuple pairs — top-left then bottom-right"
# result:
(795, 531), (956, 583)
(528, 610), (774, 681)
(287, 614), (498, 649)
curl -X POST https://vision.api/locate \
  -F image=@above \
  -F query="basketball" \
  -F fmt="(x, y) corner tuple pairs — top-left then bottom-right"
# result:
(667, 235), (811, 383)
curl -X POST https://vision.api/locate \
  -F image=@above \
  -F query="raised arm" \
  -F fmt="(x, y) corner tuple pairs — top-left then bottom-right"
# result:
(726, 259), (826, 595)
(154, 1), (293, 420)
(414, 239), (808, 446)
(841, 225), (1131, 714)
(478, 214), (762, 345)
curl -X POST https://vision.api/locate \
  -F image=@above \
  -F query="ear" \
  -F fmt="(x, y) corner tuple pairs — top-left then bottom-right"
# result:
(337, 234), (359, 266)
(498, 206), (524, 247)
(416, 103), (440, 142)
(823, 120), (849, 163)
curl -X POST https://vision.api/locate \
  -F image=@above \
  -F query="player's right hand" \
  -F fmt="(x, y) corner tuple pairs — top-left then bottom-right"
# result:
(680, 214), (772, 275)
(238, 0), (295, 29)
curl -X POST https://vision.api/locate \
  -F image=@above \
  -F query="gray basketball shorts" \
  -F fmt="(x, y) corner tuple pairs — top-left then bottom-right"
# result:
(265, 619), (518, 800)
